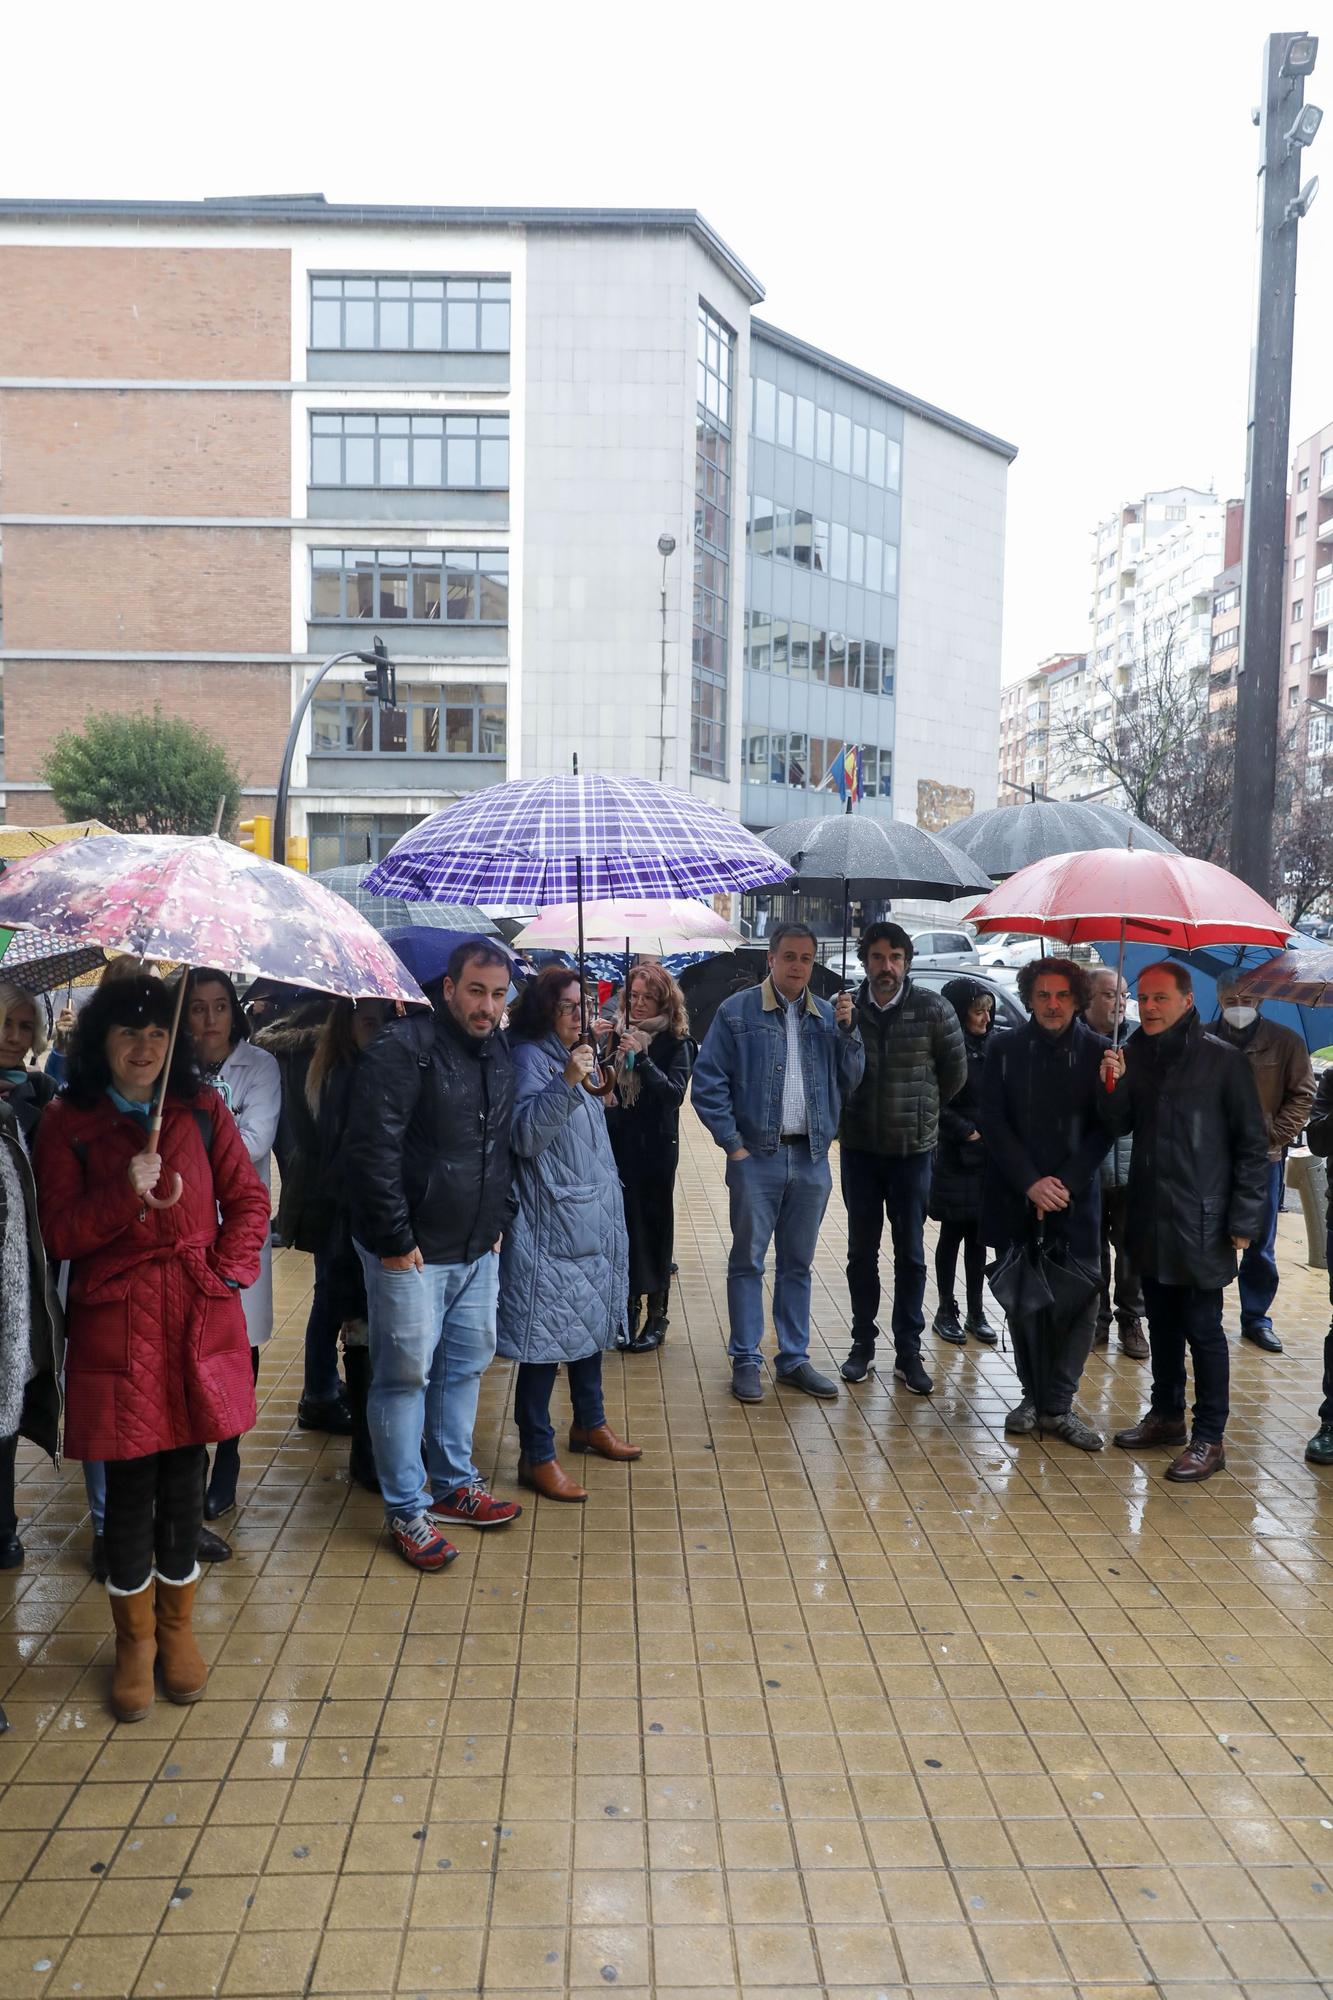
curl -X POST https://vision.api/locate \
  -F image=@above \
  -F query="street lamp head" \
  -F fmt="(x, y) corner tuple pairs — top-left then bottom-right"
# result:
(1281, 33), (1319, 79)
(1287, 101), (1323, 148)
(657, 534), (677, 558)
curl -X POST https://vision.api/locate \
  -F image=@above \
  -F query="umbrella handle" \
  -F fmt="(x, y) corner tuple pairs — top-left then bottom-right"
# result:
(143, 1167), (184, 1211)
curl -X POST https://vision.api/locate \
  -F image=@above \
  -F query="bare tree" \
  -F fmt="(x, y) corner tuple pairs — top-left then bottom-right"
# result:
(1056, 613), (1233, 858)
(1275, 721), (1333, 927)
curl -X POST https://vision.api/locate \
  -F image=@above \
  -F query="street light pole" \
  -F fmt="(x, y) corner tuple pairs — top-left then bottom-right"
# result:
(656, 533), (676, 783)
(273, 639), (396, 866)
(1229, 30), (1321, 894)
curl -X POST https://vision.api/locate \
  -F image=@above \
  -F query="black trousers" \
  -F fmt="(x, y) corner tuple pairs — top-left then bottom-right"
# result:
(1140, 1276), (1229, 1445)
(1098, 1185), (1145, 1331)
(0, 1432), (17, 1541)
(842, 1147), (933, 1355)
(1009, 1296), (1099, 1416)
(104, 1445), (207, 1593)
(934, 1220), (986, 1319)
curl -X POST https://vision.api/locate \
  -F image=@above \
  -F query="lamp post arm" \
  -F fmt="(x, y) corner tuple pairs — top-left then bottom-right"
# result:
(273, 646), (386, 866)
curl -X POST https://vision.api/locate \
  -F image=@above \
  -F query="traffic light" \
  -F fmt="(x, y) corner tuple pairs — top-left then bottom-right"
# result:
(238, 814), (272, 857)
(286, 835), (309, 874)
(361, 634), (398, 709)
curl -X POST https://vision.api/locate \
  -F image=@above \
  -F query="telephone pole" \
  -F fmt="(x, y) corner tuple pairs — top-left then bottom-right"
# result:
(1229, 30), (1321, 895)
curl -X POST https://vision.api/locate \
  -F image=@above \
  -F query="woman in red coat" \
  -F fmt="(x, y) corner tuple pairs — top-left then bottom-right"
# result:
(35, 976), (269, 1723)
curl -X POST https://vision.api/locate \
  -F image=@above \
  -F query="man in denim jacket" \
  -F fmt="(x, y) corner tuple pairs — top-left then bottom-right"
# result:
(693, 923), (865, 1403)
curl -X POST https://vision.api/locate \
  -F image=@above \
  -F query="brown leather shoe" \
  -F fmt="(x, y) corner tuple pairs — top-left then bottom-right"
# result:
(1113, 1409), (1187, 1450)
(108, 1580), (156, 1723)
(568, 1423), (643, 1462)
(1165, 1436), (1226, 1482)
(1118, 1320), (1150, 1361)
(517, 1456), (588, 1502)
(154, 1572), (208, 1704)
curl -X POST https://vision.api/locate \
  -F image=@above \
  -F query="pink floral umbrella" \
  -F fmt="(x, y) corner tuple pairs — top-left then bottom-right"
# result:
(0, 833), (426, 1206)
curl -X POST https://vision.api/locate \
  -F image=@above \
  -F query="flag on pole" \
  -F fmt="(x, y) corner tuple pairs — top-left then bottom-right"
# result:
(831, 744), (861, 805)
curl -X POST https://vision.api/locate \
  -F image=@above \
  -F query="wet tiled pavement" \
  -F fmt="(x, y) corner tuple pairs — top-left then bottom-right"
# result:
(5, 1118), (1333, 1996)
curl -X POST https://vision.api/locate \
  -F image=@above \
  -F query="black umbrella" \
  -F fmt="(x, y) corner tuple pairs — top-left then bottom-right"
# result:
(761, 809), (992, 987)
(947, 800), (1177, 880)
(987, 1220), (1101, 1434)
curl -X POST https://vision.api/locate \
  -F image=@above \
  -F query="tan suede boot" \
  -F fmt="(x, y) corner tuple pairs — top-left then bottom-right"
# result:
(154, 1567), (208, 1703)
(107, 1578), (157, 1723)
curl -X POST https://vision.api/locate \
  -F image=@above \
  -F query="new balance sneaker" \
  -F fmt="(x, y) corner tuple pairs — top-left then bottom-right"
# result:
(388, 1511), (459, 1571)
(428, 1484), (522, 1531)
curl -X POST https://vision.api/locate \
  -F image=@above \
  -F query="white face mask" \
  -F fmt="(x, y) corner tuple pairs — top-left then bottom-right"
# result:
(1223, 1005), (1258, 1029)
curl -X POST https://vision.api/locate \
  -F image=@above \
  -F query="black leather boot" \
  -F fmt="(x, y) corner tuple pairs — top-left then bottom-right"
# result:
(625, 1289), (667, 1353)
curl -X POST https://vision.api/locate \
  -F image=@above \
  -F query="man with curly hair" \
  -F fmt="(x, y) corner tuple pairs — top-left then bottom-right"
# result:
(979, 955), (1112, 1447)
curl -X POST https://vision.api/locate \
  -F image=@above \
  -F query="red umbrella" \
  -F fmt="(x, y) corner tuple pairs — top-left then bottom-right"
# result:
(964, 849), (1291, 951)
(965, 848), (1292, 1081)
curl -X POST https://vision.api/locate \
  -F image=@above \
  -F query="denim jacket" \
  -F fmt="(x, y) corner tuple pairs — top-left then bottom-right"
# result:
(691, 977), (865, 1163)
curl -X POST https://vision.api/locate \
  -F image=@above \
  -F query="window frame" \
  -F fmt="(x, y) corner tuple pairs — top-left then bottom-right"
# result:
(309, 273), (512, 353)
(308, 679), (507, 758)
(309, 547), (509, 625)
(308, 412), (510, 491)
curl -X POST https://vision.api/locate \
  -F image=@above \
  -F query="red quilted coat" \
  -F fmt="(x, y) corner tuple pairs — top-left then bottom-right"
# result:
(34, 1090), (269, 1461)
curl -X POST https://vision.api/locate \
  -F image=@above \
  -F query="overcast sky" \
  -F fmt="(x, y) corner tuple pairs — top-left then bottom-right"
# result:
(6, 1), (1332, 685)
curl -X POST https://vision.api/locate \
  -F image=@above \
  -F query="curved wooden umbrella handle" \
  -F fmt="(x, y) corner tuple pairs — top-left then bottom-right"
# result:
(143, 1170), (184, 1210)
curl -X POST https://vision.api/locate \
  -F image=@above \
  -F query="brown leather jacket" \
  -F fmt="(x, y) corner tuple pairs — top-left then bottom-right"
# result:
(1215, 1015), (1315, 1162)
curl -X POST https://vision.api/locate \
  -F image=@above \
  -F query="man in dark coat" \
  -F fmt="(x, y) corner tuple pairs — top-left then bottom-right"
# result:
(837, 922), (967, 1395)
(979, 957), (1112, 1448)
(343, 939), (522, 1569)
(1101, 960), (1269, 1483)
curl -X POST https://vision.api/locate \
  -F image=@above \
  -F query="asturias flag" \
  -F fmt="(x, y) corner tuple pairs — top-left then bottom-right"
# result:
(832, 745), (861, 805)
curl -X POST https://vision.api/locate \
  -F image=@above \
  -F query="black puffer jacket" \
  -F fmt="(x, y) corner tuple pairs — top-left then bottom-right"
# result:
(1100, 1012), (1269, 1288)
(838, 977), (967, 1157)
(340, 999), (515, 1265)
(929, 1026), (991, 1224)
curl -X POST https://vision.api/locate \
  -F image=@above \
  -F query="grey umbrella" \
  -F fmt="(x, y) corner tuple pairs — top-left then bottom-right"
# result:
(313, 864), (499, 939)
(761, 810), (992, 985)
(947, 800), (1177, 879)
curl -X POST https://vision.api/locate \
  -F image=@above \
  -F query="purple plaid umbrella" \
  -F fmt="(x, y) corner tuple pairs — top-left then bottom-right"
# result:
(366, 770), (793, 1047)
(366, 772), (793, 905)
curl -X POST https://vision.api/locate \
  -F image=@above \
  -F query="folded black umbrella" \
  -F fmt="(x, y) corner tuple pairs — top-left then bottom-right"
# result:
(987, 1221), (1101, 1432)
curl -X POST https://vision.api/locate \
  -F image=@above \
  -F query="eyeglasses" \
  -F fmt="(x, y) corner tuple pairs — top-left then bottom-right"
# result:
(555, 1000), (582, 1016)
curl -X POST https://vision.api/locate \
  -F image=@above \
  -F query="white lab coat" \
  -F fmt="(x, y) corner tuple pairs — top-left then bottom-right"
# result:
(215, 1038), (281, 1347)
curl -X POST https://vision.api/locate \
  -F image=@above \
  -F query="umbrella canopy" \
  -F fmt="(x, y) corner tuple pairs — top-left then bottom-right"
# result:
(947, 800), (1177, 878)
(761, 813), (992, 899)
(0, 820), (116, 862)
(1116, 940), (1333, 1054)
(0, 833), (426, 1005)
(364, 773), (794, 904)
(386, 927), (513, 992)
(0, 926), (110, 993)
(965, 849), (1291, 951)
(1233, 945), (1333, 1007)
(313, 864), (498, 939)
(512, 897), (742, 956)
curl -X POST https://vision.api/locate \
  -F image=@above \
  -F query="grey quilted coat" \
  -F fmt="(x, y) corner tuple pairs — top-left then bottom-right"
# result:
(497, 1033), (629, 1366)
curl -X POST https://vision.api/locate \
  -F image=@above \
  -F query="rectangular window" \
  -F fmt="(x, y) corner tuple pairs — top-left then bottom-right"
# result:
(754, 377), (776, 442)
(883, 543), (899, 595)
(774, 505), (793, 563)
(1293, 598), (1305, 623)
(750, 496), (773, 557)
(865, 535), (883, 594)
(745, 729), (769, 775)
(310, 275), (511, 352)
(813, 518), (830, 573)
(885, 437), (902, 490)
(849, 531), (865, 587)
(1295, 555), (1307, 580)
(832, 412), (852, 473)
(309, 549), (507, 623)
(868, 429), (887, 486)
(747, 611), (772, 672)
(692, 302), (734, 778)
(792, 508), (814, 569)
(308, 812), (420, 872)
(1299, 468), (1311, 492)
(816, 407), (833, 464)
(830, 522), (849, 581)
(1290, 642), (1303, 666)
(1297, 512), (1308, 537)
(310, 413), (509, 489)
(795, 395), (815, 457)
(852, 424), (868, 480)
(1322, 446), (1333, 485)
(776, 389), (794, 450)
(308, 681), (505, 758)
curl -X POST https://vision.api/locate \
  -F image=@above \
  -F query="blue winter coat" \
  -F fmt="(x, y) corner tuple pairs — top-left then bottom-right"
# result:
(496, 1033), (629, 1366)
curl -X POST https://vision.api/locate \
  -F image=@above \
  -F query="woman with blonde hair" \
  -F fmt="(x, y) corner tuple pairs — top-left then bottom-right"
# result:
(606, 961), (695, 1353)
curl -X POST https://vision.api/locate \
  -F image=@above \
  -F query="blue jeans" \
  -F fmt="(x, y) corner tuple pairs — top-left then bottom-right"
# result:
(355, 1243), (499, 1521)
(1237, 1159), (1283, 1334)
(515, 1354), (605, 1465)
(840, 1147), (933, 1355)
(1320, 1227), (1333, 1427)
(84, 1460), (106, 1533)
(725, 1142), (832, 1368)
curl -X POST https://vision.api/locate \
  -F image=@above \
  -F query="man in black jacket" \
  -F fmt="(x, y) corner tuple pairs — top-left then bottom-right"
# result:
(342, 940), (521, 1570)
(979, 957), (1111, 1448)
(1101, 961), (1269, 1483)
(838, 922), (967, 1394)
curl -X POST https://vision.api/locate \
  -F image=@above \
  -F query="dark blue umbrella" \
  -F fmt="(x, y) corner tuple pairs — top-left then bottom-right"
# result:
(386, 927), (513, 993)
(1118, 939), (1333, 1052)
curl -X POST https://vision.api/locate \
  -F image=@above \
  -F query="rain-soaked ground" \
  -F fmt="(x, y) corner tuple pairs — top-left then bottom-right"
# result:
(3, 1118), (1333, 1997)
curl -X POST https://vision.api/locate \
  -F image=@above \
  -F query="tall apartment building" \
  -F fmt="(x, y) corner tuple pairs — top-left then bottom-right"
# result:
(0, 195), (1014, 858)
(995, 654), (1082, 799)
(1208, 499), (1244, 720)
(1281, 420), (1333, 735)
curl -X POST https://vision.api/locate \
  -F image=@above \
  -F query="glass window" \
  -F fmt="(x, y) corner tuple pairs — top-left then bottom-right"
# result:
(751, 497), (773, 557)
(849, 531), (865, 587)
(810, 629), (827, 683)
(692, 302), (735, 779)
(827, 633), (847, 688)
(852, 424), (868, 480)
(310, 548), (506, 624)
(792, 508), (813, 570)
(833, 413), (852, 473)
(774, 505), (793, 562)
(747, 612), (772, 672)
(862, 640), (881, 696)
(883, 543), (899, 595)
(868, 429), (887, 486)
(816, 407), (832, 463)
(771, 619), (789, 675)
(830, 523), (849, 581)
(309, 414), (509, 489)
(813, 519), (830, 573)
(865, 535), (883, 595)
(308, 813), (419, 872)
(786, 734), (809, 787)
(885, 437), (902, 490)
(776, 390), (794, 450)
(1295, 555), (1307, 580)
(882, 645), (896, 694)
(754, 379), (776, 442)
(789, 622), (810, 679)
(309, 274), (512, 352)
(795, 396), (815, 458)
